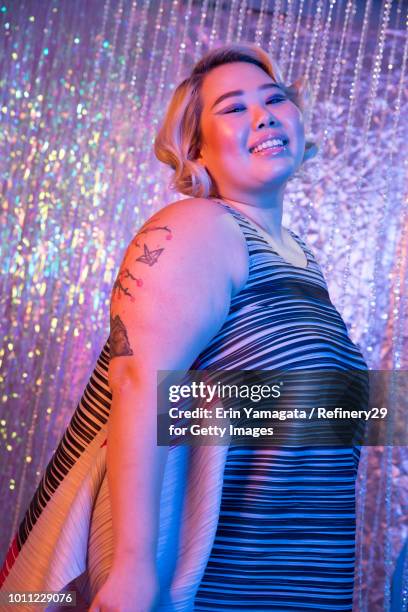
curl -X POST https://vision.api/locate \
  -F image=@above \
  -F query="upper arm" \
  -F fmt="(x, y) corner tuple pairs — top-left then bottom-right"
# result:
(108, 199), (235, 391)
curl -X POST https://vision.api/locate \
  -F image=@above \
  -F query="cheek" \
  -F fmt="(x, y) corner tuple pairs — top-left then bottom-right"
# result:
(206, 119), (245, 153)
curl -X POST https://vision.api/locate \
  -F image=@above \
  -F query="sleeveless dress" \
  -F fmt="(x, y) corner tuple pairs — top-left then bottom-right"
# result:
(190, 204), (369, 611)
(0, 202), (368, 612)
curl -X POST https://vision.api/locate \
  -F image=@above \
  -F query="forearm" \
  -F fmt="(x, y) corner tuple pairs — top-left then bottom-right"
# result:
(106, 379), (168, 569)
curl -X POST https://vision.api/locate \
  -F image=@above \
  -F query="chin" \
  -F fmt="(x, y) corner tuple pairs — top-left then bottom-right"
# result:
(264, 165), (296, 183)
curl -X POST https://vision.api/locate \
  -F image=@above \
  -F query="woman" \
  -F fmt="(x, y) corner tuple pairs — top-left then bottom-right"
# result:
(0, 44), (368, 611)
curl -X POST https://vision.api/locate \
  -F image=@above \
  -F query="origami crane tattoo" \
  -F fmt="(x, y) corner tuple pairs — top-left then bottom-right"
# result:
(112, 219), (173, 302)
(135, 243), (164, 266)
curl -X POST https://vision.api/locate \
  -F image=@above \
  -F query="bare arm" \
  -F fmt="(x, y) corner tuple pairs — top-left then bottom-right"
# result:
(106, 199), (237, 573)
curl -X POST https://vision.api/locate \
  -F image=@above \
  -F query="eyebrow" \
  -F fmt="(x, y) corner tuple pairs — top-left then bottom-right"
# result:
(210, 83), (282, 110)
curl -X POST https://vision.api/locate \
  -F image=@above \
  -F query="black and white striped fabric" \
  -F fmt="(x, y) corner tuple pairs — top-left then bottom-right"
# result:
(192, 202), (368, 611)
(0, 201), (368, 612)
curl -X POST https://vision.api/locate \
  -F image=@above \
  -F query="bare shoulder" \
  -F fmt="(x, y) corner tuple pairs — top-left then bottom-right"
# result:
(151, 197), (249, 295)
(108, 197), (248, 379)
(111, 197), (248, 316)
(110, 196), (244, 314)
(146, 196), (231, 230)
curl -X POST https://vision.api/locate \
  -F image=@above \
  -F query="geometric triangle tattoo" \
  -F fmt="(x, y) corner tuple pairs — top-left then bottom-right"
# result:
(109, 314), (134, 358)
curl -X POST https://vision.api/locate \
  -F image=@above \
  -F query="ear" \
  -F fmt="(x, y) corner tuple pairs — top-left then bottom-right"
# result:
(196, 152), (204, 167)
(303, 140), (318, 163)
(289, 76), (304, 92)
(195, 146), (207, 168)
(287, 76), (305, 107)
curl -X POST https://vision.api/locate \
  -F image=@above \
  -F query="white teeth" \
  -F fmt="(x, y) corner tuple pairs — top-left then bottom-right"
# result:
(251, 138), (286, 154)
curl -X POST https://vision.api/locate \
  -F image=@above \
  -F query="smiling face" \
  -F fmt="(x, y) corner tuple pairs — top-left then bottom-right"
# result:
(197, 61), (306, 199)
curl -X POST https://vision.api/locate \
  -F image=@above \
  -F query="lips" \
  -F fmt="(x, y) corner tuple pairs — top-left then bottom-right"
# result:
(248, 133), (289, 153)
(253, 144), (287, 156)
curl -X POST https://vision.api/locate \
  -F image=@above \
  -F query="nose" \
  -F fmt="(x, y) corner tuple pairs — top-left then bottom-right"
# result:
(254, 107), (277, 130)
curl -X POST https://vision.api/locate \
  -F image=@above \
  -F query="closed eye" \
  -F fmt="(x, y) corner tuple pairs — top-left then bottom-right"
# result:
(224, 107), (244, 114)
(223, 97), (286, 114)
(267, 96), (286, 104)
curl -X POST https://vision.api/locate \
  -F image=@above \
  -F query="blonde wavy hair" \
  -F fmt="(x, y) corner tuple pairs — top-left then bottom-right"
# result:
(154, 43), (317, 198)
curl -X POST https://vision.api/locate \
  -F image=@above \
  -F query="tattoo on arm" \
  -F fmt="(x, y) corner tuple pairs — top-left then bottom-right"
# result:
(112, 268), (143, 302)
(112, 218), (173, 303)
(133, 222), (173, 242)
(109, 314), (134, 358)
(135, 243), (164, 266)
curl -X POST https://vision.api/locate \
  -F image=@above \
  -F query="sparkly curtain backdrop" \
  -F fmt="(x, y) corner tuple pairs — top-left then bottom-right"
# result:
(0, 0), (407, 609)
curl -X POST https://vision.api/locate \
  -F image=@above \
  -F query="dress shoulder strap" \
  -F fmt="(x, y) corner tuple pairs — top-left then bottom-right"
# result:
(210, 198), (262, 273)
(210, 198), (262, 242)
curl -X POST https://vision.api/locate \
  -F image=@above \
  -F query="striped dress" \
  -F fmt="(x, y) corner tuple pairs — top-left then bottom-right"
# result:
(0, 201), (368, 612)
(189, 203), (369, 611)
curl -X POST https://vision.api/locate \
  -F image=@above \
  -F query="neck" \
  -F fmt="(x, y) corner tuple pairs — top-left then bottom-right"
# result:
(214, 188), (285, 244)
